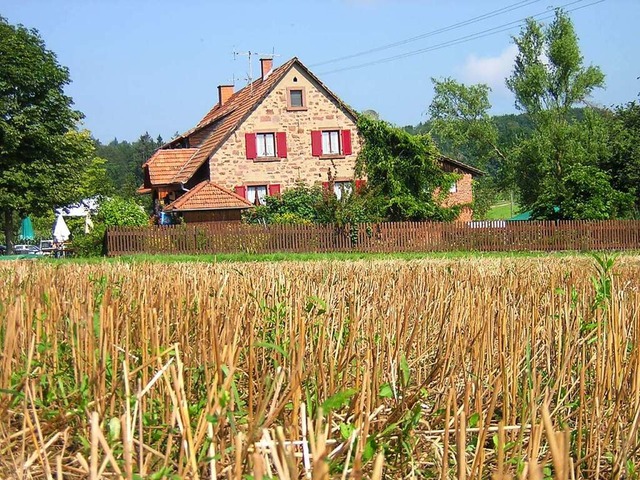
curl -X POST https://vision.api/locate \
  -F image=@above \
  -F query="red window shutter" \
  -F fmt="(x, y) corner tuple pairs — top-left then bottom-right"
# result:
(268, 184), (281, 196)
(341, 130), (352, 155)
(245, 133), (257, 159)
(322, 181), (330, 191)
(355, 179), (366, 193)
(311, 131), (322, 156)
(234, 186), (247, 199)
(276, 132), (287, 158)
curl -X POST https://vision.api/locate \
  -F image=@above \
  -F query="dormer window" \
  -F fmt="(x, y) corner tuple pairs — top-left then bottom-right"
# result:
(287, 87), (306, 111)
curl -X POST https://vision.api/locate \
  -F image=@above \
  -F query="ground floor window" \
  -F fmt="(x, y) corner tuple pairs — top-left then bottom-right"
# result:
(334, 181), (353, 200)
(247, 185), (268, 205)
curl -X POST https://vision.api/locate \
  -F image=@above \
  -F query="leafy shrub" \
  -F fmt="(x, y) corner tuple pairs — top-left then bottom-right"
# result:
(73, 197), (149, 256)
(98, 197), (149, 227)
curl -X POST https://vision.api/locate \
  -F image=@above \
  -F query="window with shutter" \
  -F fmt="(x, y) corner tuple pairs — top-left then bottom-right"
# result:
(333, 181), (353, 200)
(268, 184), (281, 196)
(311, 131), (323, 157)
(341, 130), (352, 155)
(245, 133), (257, 159)
(234, 186), (247, 199)
(276, 133), (287, 158)
(247, 185), (268, 205)
(256, 133), (276, 157)
(314, 129), (353, 156)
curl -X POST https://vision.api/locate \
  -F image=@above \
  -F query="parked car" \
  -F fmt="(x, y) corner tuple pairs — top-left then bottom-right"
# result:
(13, 244), (44, 255)
(0, 245), (5, 255)
(39, 239), (55, 256)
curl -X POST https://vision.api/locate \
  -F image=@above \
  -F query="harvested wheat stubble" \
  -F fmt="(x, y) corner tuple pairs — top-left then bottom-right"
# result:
(0, 256), (639, 479)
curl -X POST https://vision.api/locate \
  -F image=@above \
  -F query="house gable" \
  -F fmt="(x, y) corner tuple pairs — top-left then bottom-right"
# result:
(209, 62), (361, 190)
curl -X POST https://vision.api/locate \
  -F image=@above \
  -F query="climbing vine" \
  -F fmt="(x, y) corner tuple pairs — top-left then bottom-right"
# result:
(356, 115), (461, 221)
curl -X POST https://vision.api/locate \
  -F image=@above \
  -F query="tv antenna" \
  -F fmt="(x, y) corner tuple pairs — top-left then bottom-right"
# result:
(233, 50), (280, 92)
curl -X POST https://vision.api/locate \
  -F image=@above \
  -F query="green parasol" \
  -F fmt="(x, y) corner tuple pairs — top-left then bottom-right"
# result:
(19, 216), (35, 241)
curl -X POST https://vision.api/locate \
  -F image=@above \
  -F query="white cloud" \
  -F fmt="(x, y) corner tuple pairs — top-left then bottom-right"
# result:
(459, 44), (518, 94)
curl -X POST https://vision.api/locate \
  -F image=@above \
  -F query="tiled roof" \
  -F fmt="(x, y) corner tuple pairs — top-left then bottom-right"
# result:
(144, 148), (198, 185)
(164, 181), (253, 211)
(170, 58), (298, 184)
(439, 155), (485, 177)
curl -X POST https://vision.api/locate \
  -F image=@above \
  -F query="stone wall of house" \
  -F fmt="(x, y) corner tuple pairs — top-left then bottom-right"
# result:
(209, 64), (361, 191)
(441, 172), (474, 221)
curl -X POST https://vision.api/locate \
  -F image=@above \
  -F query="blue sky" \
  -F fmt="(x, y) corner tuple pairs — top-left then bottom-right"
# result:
(2, 0), (638, 143)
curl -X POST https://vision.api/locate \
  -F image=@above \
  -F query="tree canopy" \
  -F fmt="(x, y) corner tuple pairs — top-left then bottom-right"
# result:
(0, 17), (95, 249)
(356, 116), (460, 221)
(505, 9), (632, 219)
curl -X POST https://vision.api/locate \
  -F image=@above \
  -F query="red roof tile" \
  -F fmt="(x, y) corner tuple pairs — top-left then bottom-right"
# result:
(144, 148), (198, 185)
(164, 181), (253, 211)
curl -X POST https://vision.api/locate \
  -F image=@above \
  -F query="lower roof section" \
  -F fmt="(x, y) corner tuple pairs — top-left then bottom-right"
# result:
(164, 180), (253, 212)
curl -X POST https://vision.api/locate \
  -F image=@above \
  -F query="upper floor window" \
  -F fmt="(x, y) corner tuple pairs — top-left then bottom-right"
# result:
(256, 133), (275, 158)
(286, 87), (307, 111)
(245, 132), (287, 160)
(322, 131), (340, 155)
(449, 181), (458, 193)
(311, 129), (352, 157)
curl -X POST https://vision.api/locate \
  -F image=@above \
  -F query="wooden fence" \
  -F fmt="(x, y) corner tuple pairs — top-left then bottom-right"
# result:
(105, 220), (640, 256)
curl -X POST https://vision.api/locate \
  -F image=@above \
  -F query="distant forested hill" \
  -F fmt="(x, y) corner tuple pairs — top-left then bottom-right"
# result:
(95, 133), (164, 197)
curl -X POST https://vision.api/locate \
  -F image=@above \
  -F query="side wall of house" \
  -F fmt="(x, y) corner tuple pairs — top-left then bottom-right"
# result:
(439, 171), (474, 222)
(209, 64), (361, 191)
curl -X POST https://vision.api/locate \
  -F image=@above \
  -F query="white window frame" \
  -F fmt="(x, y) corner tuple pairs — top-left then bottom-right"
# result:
(256, 133), (276, 158)
(449, 181), (458, 193)
(322, 130), (341, 156)
(247, 185), (268, 206)
(333, 181), (353, 200)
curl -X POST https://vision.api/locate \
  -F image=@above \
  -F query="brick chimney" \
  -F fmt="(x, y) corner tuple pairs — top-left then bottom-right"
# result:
(260, 57), (273, 81)
(218, 85), (234, 106)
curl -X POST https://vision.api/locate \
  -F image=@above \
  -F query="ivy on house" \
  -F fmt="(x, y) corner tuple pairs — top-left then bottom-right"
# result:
(356, 115), (461, 221)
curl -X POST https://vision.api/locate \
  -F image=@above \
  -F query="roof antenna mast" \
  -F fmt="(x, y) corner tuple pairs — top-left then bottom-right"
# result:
(233, 50), (280, 93)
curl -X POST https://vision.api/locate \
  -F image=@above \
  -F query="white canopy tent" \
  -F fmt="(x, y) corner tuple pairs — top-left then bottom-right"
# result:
(55, 197), (99, 234)
(52, 214), (71, 243)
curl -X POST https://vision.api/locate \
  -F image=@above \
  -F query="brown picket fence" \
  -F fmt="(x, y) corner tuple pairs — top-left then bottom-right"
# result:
(105, 219), (640, 256)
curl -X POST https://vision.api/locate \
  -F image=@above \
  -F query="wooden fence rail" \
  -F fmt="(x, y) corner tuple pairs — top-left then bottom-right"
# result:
(105, 220), (640, 256)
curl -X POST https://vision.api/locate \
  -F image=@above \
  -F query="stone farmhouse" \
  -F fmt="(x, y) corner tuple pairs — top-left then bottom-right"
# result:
(139, 57), (481, 223)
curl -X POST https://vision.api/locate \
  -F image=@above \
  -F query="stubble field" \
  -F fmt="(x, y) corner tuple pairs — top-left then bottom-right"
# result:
(1, 255), (639, 479)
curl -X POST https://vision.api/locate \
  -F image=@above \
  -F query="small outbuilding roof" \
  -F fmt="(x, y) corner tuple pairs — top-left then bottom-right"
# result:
(164, 181), (253, 212)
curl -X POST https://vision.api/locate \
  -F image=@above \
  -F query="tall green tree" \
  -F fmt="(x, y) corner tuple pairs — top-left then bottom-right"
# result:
(505, 9), (631, 219)
(602, 101), (640, 214)
(356, 116), (460, 221)
(0, 17), (94, 250)
(428, 78), (513, 218)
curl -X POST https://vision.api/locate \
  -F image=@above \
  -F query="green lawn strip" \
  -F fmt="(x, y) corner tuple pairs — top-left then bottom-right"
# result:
(44, 249), (640, 264)
(486, 202), (519, 220)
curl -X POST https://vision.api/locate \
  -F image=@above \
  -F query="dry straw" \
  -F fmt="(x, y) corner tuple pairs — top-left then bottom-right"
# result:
(0, 255), (639, 478)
